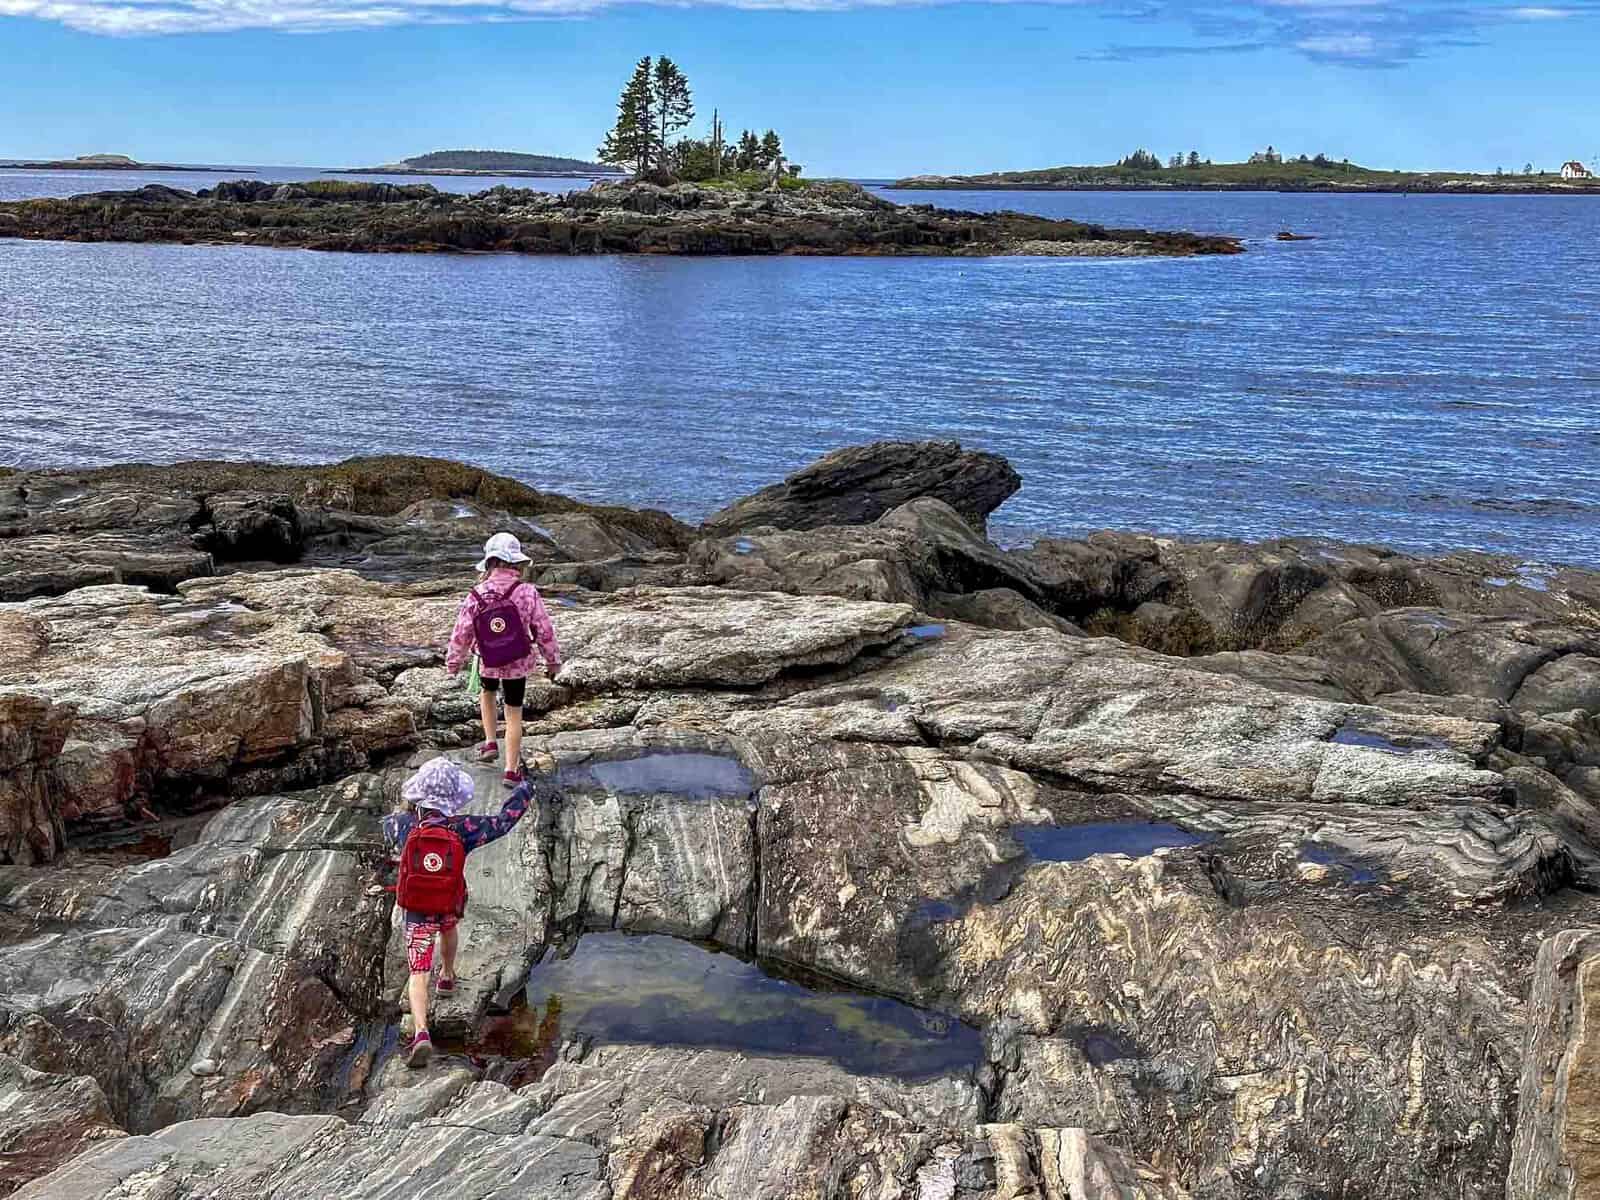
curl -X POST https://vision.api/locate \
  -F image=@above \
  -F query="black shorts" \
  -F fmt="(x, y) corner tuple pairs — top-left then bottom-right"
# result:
(480, 676), (527, 708)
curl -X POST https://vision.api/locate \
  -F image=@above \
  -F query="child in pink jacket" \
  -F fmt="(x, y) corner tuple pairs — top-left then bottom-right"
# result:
(445, 532), (562, 786)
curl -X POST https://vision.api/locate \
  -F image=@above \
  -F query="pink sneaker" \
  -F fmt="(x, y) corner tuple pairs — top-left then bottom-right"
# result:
(474, 741), (499, 762)
(502, 768), (525, 788)
(407, 1030), (433, 1069)
(436, 976), (456, 994)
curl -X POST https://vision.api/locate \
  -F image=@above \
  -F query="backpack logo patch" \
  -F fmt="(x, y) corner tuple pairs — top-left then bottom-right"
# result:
(489, 616), (508, 634)
(423, 852), (445, 873)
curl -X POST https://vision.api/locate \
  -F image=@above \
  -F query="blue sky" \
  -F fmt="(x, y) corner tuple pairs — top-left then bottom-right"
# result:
(2, 2), (1597, 176)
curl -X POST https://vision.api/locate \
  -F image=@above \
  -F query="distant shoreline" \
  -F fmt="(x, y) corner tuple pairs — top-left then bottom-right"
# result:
(890, 178), (1600, 196)
(0, 160), (256, 174)
(332, 166), (629, 180)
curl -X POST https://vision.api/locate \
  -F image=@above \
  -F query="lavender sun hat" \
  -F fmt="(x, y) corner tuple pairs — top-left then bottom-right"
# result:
(401, 756), (474, 817)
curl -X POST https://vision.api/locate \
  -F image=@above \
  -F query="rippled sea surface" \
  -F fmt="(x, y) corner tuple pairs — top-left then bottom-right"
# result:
(3, 169), (1598, 565)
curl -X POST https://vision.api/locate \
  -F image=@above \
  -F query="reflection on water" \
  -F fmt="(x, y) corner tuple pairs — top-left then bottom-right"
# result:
(522, 932), (983, 1080)
(1012, 820), (1207, 861)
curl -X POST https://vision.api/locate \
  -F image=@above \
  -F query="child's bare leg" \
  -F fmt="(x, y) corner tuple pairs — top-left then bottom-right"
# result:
(505, 705), (524, 770)
(440, 925), (459, 983)
(478, 688), (498, 747)
(409, 968), (431, 1035)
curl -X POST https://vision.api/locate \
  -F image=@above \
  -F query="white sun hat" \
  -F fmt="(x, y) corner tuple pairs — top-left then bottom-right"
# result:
(476, 531), (531, 573)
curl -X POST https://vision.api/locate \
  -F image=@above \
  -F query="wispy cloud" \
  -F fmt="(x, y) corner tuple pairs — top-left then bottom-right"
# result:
(1078, 38), (1269, 58)
(0, 0), (1591, 69)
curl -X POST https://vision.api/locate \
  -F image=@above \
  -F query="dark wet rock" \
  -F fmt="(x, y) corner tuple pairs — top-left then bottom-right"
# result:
(194, 492), (303, 562)
(702, 439), (1022, 536)
(2, 179), (1245, 260)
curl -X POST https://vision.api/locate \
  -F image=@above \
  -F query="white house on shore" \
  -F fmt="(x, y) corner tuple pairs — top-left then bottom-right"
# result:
(1561, 160), (1593, 180)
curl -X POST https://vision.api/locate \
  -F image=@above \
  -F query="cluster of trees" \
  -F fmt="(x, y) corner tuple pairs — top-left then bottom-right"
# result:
(668, 125), (791, 181)
(1119, 148), (1209, 170)
(598, 57), (797, 182)
(1249, 147), (1353, 170)
(1116, 146), (1364, 173)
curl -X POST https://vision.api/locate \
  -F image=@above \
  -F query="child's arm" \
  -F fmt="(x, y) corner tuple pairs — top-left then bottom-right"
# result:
(456, 785), (531, 851)
(526, 588), (563, 676)
(457, 758), (560, 851)
(444, 594), (478, 676)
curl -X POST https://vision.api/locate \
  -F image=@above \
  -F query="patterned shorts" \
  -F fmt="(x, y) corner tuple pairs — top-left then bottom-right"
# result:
(404, 916), (459, 973)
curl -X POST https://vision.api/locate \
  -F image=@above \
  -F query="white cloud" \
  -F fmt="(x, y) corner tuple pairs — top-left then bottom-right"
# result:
(1508, 4), (1573, 15)
(1295, 31), (1379, 53)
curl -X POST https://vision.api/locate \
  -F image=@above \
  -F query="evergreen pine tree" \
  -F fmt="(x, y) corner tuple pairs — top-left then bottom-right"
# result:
(760, 129), (783, 167)
(598, 57), (657, 175)
(652, 58), (695, 172)
(736, 130), (761, 171)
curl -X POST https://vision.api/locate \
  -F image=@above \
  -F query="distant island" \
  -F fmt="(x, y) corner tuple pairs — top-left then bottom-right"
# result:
(0, 153), (254, 174)
(894, 149), (1600, 194)
(334, 149), (627, 179)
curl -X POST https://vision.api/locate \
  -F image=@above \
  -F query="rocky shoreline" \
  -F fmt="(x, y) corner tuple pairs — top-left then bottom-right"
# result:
(0, 179), (1244, 257)
(2, 441), (1597, 1198)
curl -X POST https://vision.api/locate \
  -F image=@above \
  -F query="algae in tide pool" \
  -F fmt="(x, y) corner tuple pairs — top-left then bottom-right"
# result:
(523, 933), (981, 1081)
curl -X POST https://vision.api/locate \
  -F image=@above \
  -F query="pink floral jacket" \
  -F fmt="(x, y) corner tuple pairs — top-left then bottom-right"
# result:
(445, 568), (562, 680)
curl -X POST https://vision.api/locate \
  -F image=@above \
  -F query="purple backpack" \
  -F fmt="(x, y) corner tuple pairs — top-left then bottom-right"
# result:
(472, 584), (532, 669)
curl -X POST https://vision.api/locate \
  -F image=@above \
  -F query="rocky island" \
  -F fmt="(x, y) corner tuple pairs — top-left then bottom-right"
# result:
(0, 153), (252, 174)
(333, 149), (627, 179)
(0, 178), (1244, 257)
(2, 440), (1598, 1199)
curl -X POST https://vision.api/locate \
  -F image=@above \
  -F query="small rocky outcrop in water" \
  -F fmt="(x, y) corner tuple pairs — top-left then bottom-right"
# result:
(702, 439), (1022, 536)
(3, 442), (1600, 1199)
(0, 178), (1246, 258)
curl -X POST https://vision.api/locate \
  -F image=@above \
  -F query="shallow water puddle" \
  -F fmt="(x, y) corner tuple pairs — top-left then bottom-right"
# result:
(906, 624), (947, 641)
(1517, 564), (1553, 592)
(1329, 724), (1450, 754)
(1012, 821), (1207, 862)
(732, 538), (757, 556)
(521, 932), (982, 1080)
(1300, 843), (1380, 886)
(564, 752), (756, 800)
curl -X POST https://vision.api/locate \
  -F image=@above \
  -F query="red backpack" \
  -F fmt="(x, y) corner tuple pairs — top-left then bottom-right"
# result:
(396, 819), (468, 916)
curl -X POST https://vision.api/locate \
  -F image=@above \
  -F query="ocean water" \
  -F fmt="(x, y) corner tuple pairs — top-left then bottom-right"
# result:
(2, 171), (1598, 566)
